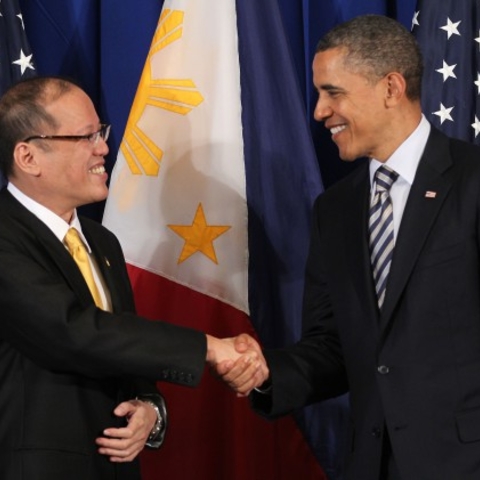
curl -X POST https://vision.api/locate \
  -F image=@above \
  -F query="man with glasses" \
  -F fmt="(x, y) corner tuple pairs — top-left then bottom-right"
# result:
(0, 76), (267, 480)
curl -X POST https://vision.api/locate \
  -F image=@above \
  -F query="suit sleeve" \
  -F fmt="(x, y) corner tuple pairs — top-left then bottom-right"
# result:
(252, 195), (349, 418)
(0, 214), (207, 387)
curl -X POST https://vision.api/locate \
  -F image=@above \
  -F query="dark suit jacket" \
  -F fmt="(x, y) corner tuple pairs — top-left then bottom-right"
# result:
(0, 189), (207, 480)
(253, 127), (480, 480)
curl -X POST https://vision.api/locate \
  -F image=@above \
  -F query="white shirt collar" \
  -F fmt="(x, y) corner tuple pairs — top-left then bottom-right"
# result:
(7, 182), (92, 252)
(369, 114), (431, 187)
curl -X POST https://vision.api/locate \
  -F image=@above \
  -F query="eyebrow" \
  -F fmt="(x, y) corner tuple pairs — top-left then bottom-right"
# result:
(319, 83), (345, 92)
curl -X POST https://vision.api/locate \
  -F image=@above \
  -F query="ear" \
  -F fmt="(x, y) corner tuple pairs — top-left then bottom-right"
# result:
(13, 142), (42, 177)
(384, 72), (407, 106)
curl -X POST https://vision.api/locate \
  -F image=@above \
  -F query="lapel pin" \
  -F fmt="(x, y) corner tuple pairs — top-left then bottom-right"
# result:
(105, 257), (111, 267)
(425, 191), (437, 198)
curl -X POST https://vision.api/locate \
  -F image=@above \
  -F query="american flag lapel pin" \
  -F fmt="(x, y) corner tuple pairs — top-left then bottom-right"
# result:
(425, 191), (437, 199)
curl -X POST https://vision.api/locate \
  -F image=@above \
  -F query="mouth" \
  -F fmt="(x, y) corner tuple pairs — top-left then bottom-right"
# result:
(89, 165), (106, 175)
(330, 124), (346, 136)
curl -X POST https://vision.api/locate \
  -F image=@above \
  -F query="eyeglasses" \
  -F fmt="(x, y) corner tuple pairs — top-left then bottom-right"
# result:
(23, 124), (111, 145)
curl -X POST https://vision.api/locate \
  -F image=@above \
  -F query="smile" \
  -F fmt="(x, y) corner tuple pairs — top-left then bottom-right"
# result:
(89, 165), (105, 174)
(330, 125), (346, 135)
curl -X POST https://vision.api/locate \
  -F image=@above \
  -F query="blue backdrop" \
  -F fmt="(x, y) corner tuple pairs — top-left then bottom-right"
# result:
(20, 0), (417, 197)
(17, 2), (418, 479)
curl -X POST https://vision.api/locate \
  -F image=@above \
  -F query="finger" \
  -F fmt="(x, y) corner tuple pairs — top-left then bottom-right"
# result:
(214, 359), (234, 376)
(96, 437), (142, 455)
(113, 401), (137, 418)
(221, 355), (255, 383)
(108, 450), (140, 463)
(108, 455), (135, 463)
(234, 371), (266, 397)
(258, 361), (270, 380)
(98, 444), (141, 462)
(100, 426), (134, 441)
(225, 360), (263, 392)
(96, 435), (130, 449)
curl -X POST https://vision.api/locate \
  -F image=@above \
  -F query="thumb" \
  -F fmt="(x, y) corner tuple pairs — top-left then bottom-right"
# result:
(234, 333), (255, 353)
(215, 359), (234, 375)
(113, 401), (135, 418)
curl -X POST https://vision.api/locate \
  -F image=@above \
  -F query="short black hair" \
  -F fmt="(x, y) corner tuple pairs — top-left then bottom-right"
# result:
(316, 14), (423, 101)
(0, 76), (79, 177)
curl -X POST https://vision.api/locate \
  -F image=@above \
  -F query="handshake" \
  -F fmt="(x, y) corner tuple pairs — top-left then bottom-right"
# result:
(206, 334), (269, 396)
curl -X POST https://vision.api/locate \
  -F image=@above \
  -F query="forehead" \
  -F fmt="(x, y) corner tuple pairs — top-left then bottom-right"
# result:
(312, 47), (349, 85)
(45, 87), (98, 129)
(312, 47), (372, 91)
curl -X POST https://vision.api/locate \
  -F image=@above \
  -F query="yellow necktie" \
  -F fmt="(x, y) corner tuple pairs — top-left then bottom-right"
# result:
(64, 227), (104, 309)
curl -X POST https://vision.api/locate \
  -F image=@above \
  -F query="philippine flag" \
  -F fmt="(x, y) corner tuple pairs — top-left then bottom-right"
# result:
(102, 0), (327, 478)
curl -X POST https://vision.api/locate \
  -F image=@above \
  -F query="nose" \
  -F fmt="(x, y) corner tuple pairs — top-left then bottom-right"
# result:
(313, 95), (333, 123)
(93, 137), (109, 156)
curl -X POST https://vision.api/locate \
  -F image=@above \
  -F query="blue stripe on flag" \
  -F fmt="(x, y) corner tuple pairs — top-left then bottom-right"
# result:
(236, 1), (349, 478)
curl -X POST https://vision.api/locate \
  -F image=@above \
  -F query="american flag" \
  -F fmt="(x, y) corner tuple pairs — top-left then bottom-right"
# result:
(0, 0), (35, 95)
(0, 0), (35, 187)
(412, 0), (480, 145)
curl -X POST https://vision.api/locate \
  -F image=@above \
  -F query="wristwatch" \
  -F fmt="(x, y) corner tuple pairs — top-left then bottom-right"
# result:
(137, 394), (167, 448)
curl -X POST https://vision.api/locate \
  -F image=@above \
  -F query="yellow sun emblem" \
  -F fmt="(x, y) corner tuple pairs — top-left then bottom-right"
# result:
(120, 9), (204, 177)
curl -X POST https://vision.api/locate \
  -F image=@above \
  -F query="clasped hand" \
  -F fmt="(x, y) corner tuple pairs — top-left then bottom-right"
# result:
(96, 333), (268, 463)
(206, 333), (269, 396)
(96, 399), (157, 462)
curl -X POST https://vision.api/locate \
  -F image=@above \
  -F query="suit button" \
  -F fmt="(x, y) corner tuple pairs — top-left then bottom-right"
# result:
(371, 427), (382, 438)
(377, 365), (390, 375)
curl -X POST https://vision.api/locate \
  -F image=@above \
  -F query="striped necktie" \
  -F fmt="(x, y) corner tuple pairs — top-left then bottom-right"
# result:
(369, 165), (399, 309)
(64, 227), (104, 309)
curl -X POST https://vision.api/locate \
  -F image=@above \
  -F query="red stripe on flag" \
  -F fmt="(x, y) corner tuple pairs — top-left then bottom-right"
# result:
(127, 264), (327, 480)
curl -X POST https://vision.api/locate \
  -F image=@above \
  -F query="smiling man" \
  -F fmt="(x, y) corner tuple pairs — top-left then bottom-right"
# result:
(220, 14), (480, 480)
(312, 17), (422, 164)
(0, 76), (266, 480)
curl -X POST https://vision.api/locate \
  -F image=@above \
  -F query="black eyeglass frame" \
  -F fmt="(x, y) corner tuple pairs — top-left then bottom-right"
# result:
(23, 124), (111, 144)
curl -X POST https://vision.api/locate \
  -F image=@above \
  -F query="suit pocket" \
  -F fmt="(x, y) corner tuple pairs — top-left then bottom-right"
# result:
(456, 407), (480, 443)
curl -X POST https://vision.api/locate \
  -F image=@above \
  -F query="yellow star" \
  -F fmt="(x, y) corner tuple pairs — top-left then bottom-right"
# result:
(168, 203), (231, 264)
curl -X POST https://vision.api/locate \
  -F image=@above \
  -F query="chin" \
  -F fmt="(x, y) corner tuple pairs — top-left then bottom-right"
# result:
(92, 188), (109, 203)
(338, 152), (358, 162)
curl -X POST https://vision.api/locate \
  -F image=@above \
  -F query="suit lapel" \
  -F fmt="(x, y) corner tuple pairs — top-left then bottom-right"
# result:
(344, 162), (380, 324)
(0, 190), (96, 306)
(380, 128), (453, 328)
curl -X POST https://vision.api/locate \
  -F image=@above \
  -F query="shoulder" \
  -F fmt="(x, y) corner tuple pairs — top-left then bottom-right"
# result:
(79, 216), (123, 251)
(449, 137), (480, 163)
(427, 127), (480, 167)
(79, 215), (114, 236)
(0, 188), (51, 242)
(313, 159), (369, 209)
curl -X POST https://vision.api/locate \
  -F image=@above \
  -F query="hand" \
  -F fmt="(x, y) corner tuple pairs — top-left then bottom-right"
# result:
(205, 334), (250, 365)
(214, 333), (269, 397)
(96, 399), (157, 462)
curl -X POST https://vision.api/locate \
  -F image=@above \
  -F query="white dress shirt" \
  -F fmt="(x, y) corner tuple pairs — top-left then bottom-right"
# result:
(369, 114), (431, 240)
(7, 182), (112, 310)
